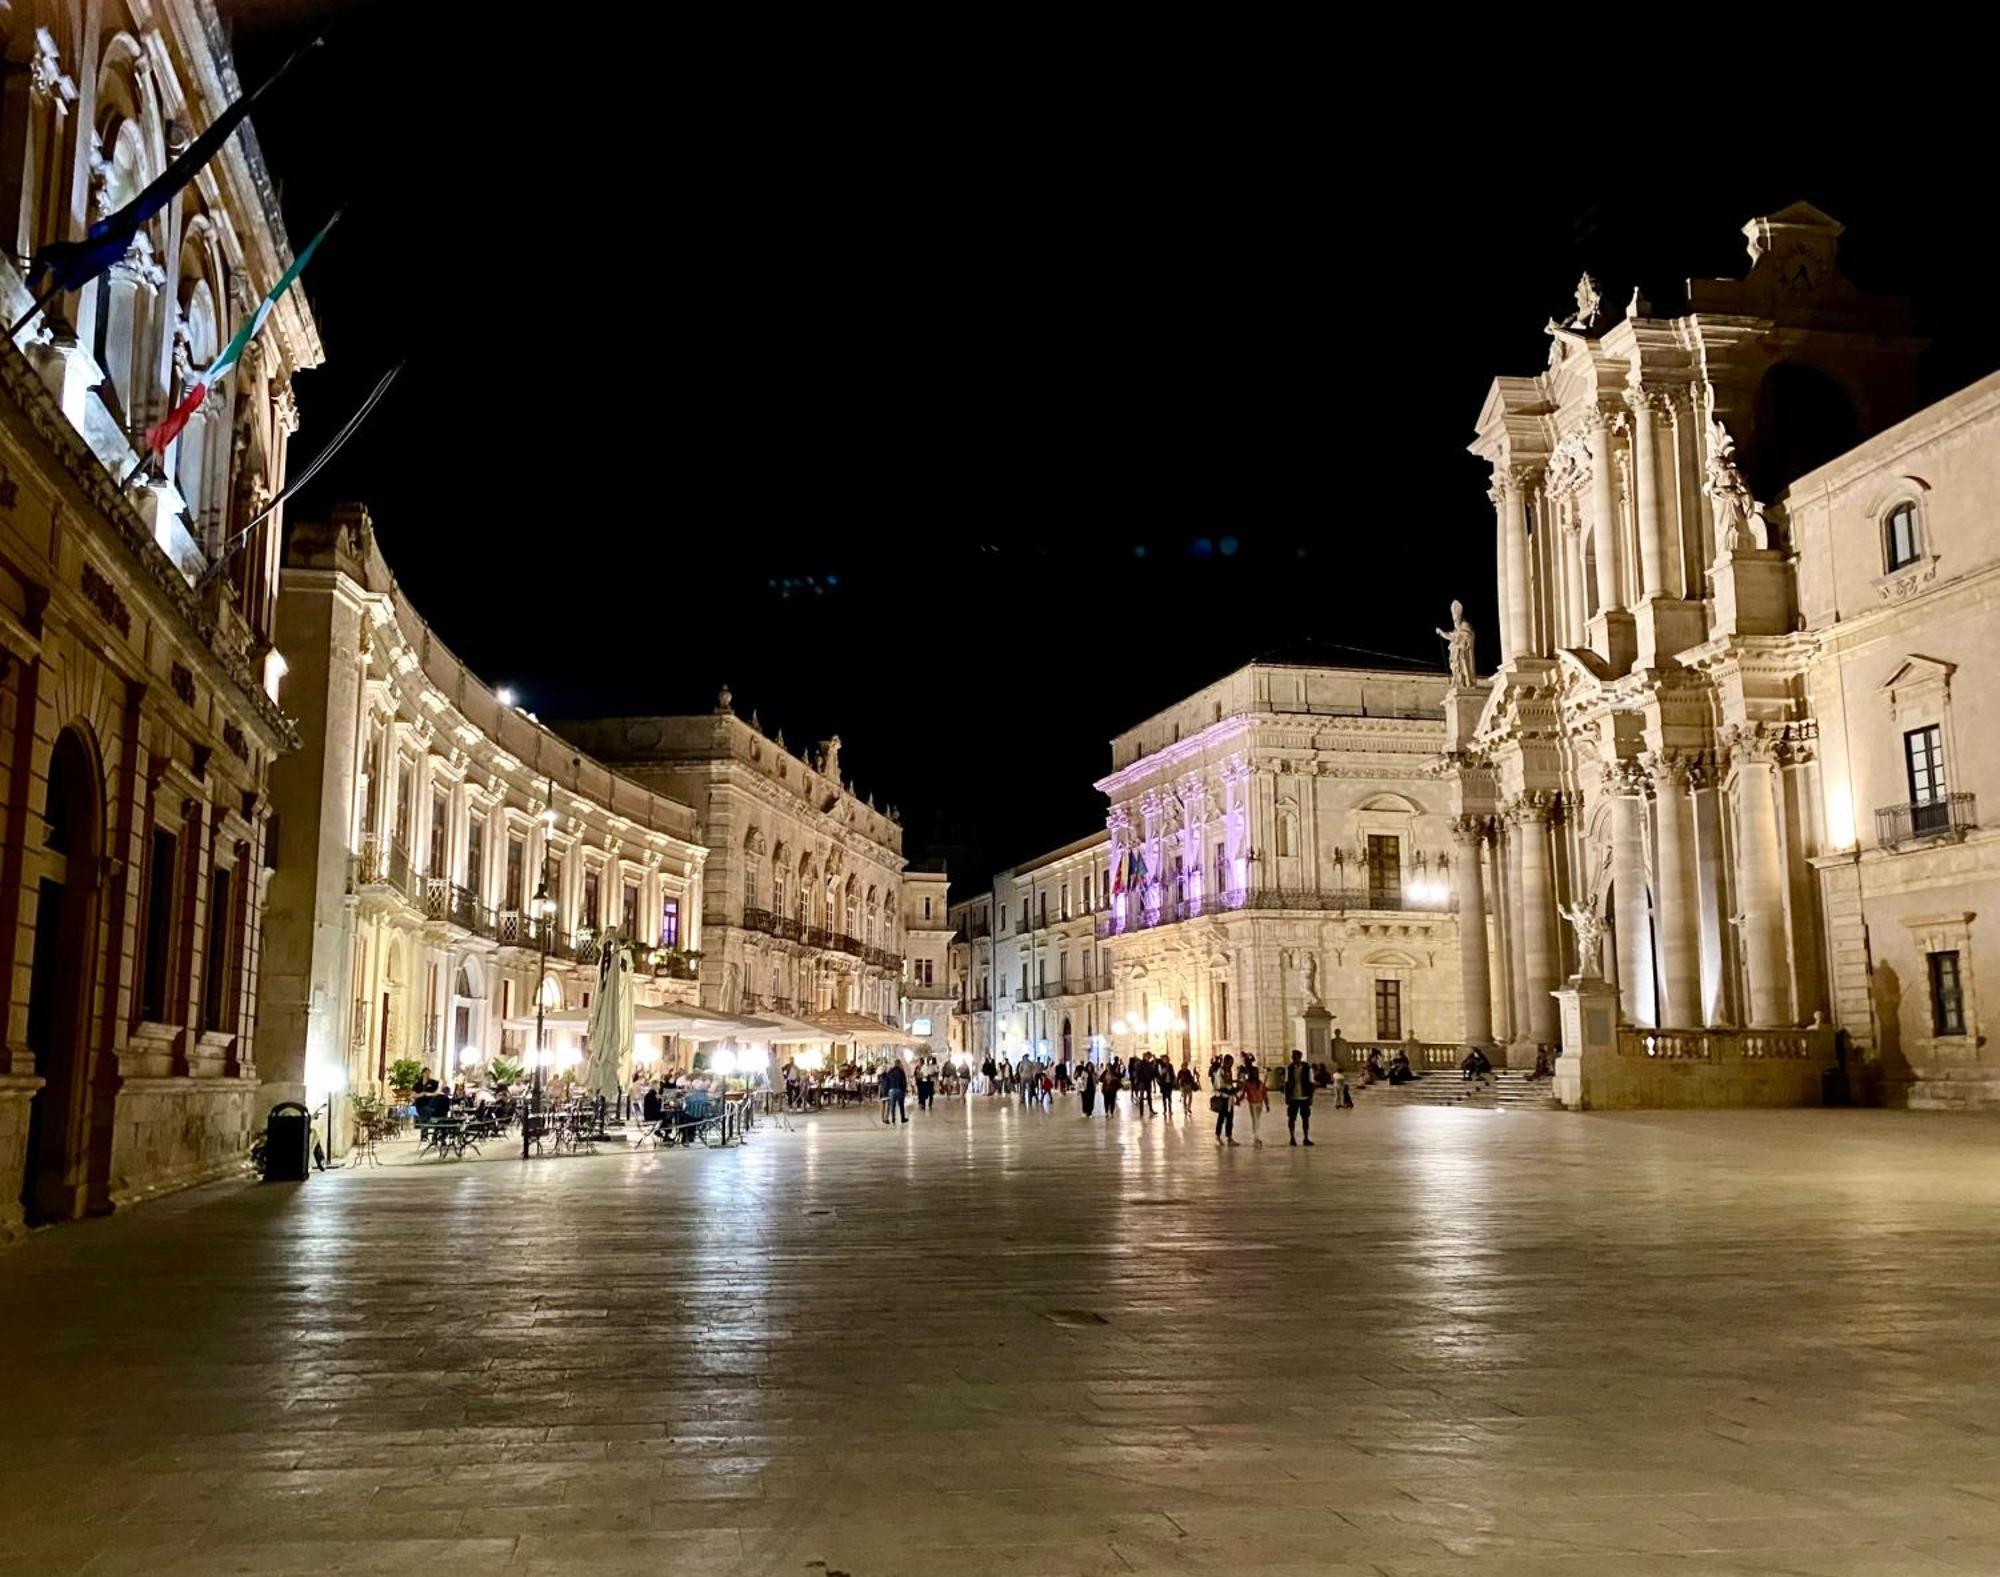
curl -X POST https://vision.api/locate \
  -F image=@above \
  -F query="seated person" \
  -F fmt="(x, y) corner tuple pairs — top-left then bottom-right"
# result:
(642, 1085), (663, 1123)
(1387, 1051), (1414, 1085)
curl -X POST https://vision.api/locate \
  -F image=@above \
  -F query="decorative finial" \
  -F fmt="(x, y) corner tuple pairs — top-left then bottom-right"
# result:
(716, 683), (733, 714)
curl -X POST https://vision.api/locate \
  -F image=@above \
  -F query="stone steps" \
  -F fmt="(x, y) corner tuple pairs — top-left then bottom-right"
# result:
(1354, 1072), (1562, 1111)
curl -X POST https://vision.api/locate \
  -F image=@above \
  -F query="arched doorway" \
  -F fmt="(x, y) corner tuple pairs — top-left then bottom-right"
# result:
(450, 956), (485, 1076)
(1061, 1016), (1073, 1062)
(22, 728), (110, 1223)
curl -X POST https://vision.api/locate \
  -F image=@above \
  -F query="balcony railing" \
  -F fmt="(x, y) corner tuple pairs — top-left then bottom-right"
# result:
(1035, 973), (1112, 1000)
(1876, 793), (1976, 849)
(962, 916), (991, 940)
(424, 876), (498, 938)
(354, 835), (419, 900)
(906, 980), (955, 1000)
(1095, 885), (1455, 937)
(959, 992), (993, 1013)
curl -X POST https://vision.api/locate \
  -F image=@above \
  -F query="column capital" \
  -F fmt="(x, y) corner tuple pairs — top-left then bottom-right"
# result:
(1624, 384), (1673, 419)
(1722, 722), (1815, 768)
(1449, 813), (1492, 845)
(1640, 749), (1694, 792)
(1601, 758), (1650, 796)
(1502, 791), (1555, 826)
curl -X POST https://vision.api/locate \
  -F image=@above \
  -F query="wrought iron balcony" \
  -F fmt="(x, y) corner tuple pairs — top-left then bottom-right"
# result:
(1876, 793), (1977, 849)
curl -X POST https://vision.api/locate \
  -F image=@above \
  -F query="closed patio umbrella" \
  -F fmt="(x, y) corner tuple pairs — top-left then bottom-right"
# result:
(582, 939), (636, 1104)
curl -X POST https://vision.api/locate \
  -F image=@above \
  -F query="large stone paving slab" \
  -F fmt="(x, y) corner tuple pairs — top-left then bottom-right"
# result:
(3, 1100), (2000, 1575)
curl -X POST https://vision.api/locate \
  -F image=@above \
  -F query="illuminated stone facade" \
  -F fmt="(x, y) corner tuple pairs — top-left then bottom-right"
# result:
(947, 891), (993, 1061)
(1440, 203), (2000, 1108)
(1096, 663), (1464, 1070)
(0, 3), (319, 1236)
(993, 832), (1114, 1064)
(262, 509), (707, 1153)
(557, 710), (908, 1030)
(899, 866), (952, 1057)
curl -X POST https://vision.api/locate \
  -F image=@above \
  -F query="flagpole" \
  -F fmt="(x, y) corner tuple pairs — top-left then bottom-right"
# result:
(5, 281), (61, 342)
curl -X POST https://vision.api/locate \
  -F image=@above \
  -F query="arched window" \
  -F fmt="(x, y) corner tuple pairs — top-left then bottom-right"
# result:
(1061, 1016), (1073, 1059)
(1884, 501), (1920, 572)
(1275, 808), (1297, 858)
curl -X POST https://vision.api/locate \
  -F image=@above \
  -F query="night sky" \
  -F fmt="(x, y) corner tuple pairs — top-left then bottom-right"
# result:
(224, 6), (2000, 881)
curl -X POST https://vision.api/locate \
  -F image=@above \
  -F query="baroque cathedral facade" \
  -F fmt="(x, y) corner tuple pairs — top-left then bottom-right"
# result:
(1444, 204), (2000, 1109)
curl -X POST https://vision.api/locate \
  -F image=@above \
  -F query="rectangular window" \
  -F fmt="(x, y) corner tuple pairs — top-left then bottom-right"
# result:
(660, 896), (680, 948)
(1905, 726), (1948, 835)
(428, 790), (447, 875)
(140, 828), (178, 1022)
(506, 833), (526, 911)
(923, 896), (933, 919)
(1215, 839), (1227, 892)
(1216, 980), (1229, 1040)
(743, 865), (757, 910)
(1886, 503), (1919, 570)
(1929, 950), (1966, 1037)
(1374, 978), (1402, 1040)
(1020, 963), (1029, 997)
(1060, 882), (1069, 919)
(1021, 900), (1029, 930)
(1366, 834), (1401, 908)
(582, 867), (600, 929)
(1039, 893), (1048, 926)
(622, 881), (641, 939)
(394, 762), (412, 848)
(201, 863), (234, 1032)
(466, 815), (484, 893)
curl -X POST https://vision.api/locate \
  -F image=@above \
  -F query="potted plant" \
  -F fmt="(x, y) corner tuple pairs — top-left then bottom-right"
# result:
(388, 1057), (424, 1105)
(488, 1056), (525, 1091)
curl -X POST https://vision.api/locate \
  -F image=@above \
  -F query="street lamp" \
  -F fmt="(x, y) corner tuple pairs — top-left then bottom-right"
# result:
(523, 783), (558, 1159)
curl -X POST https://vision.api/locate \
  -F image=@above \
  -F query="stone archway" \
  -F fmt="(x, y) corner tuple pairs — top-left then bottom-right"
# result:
(22, 726), (111, 1224)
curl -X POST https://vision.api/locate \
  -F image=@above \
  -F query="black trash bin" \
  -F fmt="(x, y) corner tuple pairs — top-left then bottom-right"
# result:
(263, 1101), (312, 1182)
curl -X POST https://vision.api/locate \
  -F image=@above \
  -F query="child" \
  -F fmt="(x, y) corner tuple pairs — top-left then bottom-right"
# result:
(1240, 1064), (1271, 1146)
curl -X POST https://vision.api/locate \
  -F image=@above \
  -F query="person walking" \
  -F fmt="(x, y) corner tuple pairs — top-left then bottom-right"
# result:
(1241, 1062), (1270, 1146)
(1176, 1055), (1197, 1118)
(1100, 1059), (1122, 1117)
(882, 1058), (909, 1124)
(1080, 1059), (1097, 1116)
(1211, 1054), (1238, 1146)
(916, 1056), (937, 1113)
(1283, 1048), (1316, 1146)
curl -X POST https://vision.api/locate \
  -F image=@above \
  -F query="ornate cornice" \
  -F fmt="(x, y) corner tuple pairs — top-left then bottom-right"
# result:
(1, 335), (299, 751)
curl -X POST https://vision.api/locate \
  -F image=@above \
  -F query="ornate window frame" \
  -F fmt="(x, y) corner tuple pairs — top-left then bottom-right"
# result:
(1868, 477), (1938, 603)
(1898, 911), (1978, 1062)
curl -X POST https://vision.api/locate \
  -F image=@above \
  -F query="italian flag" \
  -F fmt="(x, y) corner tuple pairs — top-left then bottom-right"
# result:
(146, 211), (338, 455)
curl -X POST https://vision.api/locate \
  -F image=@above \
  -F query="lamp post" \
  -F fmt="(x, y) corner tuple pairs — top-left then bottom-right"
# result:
(523, 783), (557, 1159)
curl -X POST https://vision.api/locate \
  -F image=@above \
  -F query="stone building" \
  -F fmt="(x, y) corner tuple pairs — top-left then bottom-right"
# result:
(898, 864), (952, 1057)
(946, 890), (992, 1063)
(1097, 662), (1463, 1070)
(557, 708), (907, 1029)
(1789, 370), (2000, 1108)
(0, 4), (319, 1235)
(992, 832), (1114, 1065)
(262, 509), (707, 1152)
(1438, 202), (1999, 1107)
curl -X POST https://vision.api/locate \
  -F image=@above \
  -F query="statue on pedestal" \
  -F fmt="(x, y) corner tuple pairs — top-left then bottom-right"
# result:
(1560, 900), (1607, 978)
(1703, 420), (1770, 555)
(1435, 599), (1477, 689)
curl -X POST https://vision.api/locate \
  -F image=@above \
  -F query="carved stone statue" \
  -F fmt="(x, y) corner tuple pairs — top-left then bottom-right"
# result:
(716, 683), (733, 714)
(1568, 272), (1602, 331)
(1303, 952), (1322, 1006)
(1702, 420), (1769, 555)
(1560, 900), (1607, 978)
(820, 734), (841, 781)
(1434, 599), (1477, 689)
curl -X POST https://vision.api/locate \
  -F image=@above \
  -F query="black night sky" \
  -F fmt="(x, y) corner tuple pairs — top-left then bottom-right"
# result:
(224, 6), (1999, 880)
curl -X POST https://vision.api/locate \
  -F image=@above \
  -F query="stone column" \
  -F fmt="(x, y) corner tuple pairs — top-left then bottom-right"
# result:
(1647, 753), (1701, 1028)
(1491, 472), (1531, 663)
(1561, 513), (1587, 648)
(1730, 729), (1794, 1026)
(1503, 819), (1531, 1041)
(1451, 815), (1493, 1046)
(1627, 388), (1670, 598)
(1585, 410), (1626, 612)
(1610, 763), (1656, 1028)
(1510, 795), (1560, 1045)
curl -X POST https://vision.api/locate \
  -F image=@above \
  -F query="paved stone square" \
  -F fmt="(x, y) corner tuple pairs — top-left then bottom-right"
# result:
(3, 1099), (2000, 1576)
